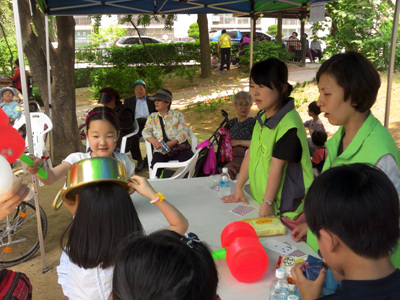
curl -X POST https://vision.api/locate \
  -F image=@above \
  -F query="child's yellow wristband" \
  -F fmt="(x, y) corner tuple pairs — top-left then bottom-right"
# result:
(150, 192), (165, 204)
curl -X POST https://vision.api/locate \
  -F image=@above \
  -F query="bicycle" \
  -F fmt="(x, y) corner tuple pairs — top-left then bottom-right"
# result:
(0, 198), (48, 267)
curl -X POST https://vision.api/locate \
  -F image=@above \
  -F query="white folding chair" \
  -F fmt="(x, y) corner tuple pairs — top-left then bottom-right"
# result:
(30, 112), (53, 169)
(145, 127), (198, 179)
(149, 148), (202, 180)
(120, 119), (140, 156)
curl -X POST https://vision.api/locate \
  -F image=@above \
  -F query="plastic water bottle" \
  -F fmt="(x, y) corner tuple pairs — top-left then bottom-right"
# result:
(293, 286), (302, 300)
(219, 167), (231, 198)
(269, 268), (290, 300)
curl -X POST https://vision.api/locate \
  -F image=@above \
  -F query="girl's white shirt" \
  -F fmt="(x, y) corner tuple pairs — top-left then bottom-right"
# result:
(57, 251), (113, 300)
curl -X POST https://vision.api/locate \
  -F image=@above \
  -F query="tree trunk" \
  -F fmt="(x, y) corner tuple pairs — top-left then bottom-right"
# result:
(18, 0), (84, 163)
(197, 14), (211, 78)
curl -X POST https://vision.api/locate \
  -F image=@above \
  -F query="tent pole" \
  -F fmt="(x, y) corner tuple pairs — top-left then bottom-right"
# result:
(385, 0), (400, 128)
(45, 14), (53, 160)
(250, 15), (255, 69)
(12, 0), (49, 273)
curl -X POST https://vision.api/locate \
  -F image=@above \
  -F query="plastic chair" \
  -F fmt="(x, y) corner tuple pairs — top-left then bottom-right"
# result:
(30, 112), (53, 169)
(145, 127), (198, 179)
(148, 147), (202, 180)
(17, 112), (53, 173)
(120, 119), (140, 156)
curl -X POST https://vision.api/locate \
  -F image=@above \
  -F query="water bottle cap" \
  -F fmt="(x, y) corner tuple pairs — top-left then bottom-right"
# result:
(222, 167), (228, 173)
(287, 296), (299, 300)
(275, 268), (286, 279)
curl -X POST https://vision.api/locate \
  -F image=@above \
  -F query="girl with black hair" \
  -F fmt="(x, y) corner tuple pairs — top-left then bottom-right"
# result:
(112, 230), (218, 300)
(222, 58), (313, 230)
(57, 175), (188, 300)
(26, 106), (135, 211)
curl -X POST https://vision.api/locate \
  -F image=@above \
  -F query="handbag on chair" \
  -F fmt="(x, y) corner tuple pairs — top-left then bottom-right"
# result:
(158, 116), (191, 157)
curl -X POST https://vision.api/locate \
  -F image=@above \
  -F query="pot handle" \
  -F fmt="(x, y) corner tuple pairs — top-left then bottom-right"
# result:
(52, 189), (64, 210)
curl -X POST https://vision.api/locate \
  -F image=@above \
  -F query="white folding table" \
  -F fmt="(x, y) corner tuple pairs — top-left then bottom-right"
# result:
(131, 177), (317, 300)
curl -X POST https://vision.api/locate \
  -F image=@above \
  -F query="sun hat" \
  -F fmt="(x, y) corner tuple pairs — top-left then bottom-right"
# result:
(0, 87), (16, 97)
(132, 79), (146, 88)
(52, 157), (135, 210)
(149, 89), (173, 103)
(0, 74), (12, 83)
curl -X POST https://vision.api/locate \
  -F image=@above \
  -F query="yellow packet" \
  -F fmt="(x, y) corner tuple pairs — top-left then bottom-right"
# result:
(241, 217), (287, 237)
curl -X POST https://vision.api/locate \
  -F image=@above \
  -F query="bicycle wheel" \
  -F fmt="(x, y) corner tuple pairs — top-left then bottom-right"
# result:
(0, 199), (48, 267)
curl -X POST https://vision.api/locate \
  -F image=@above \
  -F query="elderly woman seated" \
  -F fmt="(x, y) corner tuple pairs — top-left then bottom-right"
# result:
(142, 89), (193, 178)
(222, 91), (255, 179)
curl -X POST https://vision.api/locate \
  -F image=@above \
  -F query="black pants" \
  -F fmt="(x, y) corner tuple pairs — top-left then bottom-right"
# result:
(311, 49), (322, 61)
(220, 48), (231, 71)
(130, 118), (147, 161)
(151, 149), (194, 178)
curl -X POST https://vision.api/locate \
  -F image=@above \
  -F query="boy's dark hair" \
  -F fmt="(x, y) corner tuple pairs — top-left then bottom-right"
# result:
(311, 131), (327, 147)
(316, 51), (380, 112)
(250, 58), (293, 111)
(305, 164), (400, 258)
(308, 101), (320, 115)
(112, 230), (218, 300)
(61, 182), (144, 269)
(86, 106), (120, 132)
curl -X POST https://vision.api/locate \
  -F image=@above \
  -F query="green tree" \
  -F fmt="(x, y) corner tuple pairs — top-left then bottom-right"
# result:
(188, 23), (200, 40)
(89, 24), (126, 47)
(267, 24), (277, 37)
(0, 0), (17, 73)
(311, 0), (394, 69)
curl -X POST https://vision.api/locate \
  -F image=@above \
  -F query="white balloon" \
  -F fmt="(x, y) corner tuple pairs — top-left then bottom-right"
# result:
(0, 155), (13, 194)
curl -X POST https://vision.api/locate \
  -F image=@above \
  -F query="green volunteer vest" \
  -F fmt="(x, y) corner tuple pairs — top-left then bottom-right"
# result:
(306, 112), (400, 267)
(249, 100), (313, 220)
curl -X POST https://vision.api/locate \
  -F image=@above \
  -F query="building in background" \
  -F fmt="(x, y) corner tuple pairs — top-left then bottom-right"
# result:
(73, 13), (324, 46)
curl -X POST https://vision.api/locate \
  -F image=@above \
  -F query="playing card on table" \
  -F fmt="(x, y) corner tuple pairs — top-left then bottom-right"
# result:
(229, 205), (255, 217)
(261, 239), (298, 256)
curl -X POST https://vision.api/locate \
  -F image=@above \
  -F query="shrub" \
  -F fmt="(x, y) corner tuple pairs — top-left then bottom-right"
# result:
(239, 41), (293, 69)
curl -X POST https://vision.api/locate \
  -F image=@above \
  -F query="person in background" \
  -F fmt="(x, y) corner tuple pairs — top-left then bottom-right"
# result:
(310, 37), (323, 62)
(142, 89), (193, 178)
(311, 131), (328, 176)
(0, 87), (21, 125)
(303, 101), (326, 155)
(218, 29), (231, 73)
(222, 91), (255, 179)
(0, 74), (21, 105)
(112, 230), (218, 300)
(124, 79), (156, 171)
(11, 59), (28, 93)
(98, 87), (134, 151)
(302, 33), (314, 62)
(292, 164), (400, 299)
(211, 52), (219, 69)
